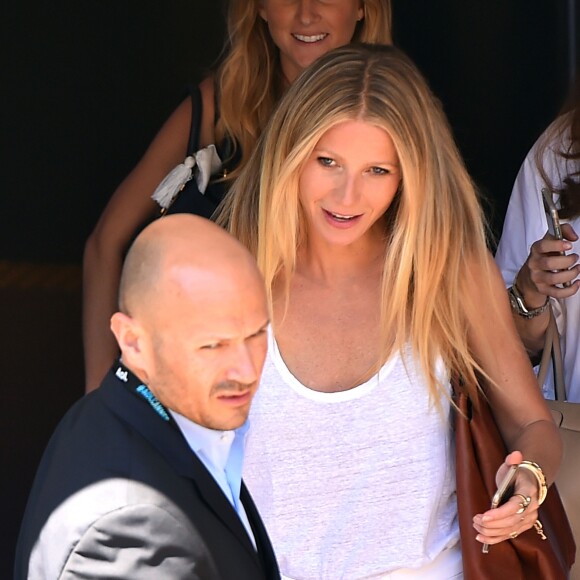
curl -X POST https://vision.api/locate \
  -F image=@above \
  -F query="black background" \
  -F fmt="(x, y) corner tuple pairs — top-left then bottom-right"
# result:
(1, 1), (574, 262)
(2, 0), (577, 576)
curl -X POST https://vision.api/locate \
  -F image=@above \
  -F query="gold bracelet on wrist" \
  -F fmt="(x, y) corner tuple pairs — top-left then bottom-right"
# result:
(518, 461), (548, 505)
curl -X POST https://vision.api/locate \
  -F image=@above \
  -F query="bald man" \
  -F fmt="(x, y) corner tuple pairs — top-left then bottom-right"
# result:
(14, 216), (279, 580)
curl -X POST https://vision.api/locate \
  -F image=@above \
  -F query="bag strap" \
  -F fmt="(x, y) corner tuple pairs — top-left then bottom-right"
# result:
(550, 308), (566, 400)
(537, 304), (566, 401)
(186, 84), (203, 156)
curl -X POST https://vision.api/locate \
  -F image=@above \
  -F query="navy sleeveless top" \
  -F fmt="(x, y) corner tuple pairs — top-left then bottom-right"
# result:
(165, 84), (239, 218)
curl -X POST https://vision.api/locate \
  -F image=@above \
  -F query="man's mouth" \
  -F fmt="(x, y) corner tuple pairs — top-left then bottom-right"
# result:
(217, 391), (252, 405)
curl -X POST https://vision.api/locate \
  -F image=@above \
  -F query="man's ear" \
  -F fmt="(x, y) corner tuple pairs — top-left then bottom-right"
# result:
(110, 312), (150, 376)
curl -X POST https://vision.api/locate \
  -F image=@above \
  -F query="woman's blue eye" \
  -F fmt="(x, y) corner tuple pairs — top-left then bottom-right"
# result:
(371, 166), (389, 175)
(317, 157), (334, 167)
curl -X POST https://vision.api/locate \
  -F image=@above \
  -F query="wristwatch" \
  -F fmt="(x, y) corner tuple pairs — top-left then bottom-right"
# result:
(507, 284), (549, 319)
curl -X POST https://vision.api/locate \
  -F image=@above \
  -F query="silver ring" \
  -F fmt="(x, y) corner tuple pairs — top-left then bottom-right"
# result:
(514, 494), (531, 514)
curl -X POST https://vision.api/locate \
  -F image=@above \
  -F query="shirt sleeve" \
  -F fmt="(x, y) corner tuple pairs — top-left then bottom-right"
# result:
(495, 140), (550, 287)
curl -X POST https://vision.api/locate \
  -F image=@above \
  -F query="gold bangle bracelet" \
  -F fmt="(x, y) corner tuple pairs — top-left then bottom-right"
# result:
(518, 461), (548, 505)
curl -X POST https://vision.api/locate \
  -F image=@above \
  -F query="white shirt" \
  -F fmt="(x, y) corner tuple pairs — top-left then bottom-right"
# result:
(495, 120), (580, 402)
(170, 410), (256, 548)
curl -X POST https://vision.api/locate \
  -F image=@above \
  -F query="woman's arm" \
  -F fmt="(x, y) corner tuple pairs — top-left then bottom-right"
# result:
(83, 79), (216, 392)
(464, 254), (562, 545)
(509, 224), (579, 354)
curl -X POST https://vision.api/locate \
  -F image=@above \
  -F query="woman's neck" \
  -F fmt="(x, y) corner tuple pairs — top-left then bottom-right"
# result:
(295, 234), (386, 287)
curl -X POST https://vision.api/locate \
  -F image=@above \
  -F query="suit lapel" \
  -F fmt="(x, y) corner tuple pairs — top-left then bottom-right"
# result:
(241, 482), (279, 578)
(99, 366), (260, 562)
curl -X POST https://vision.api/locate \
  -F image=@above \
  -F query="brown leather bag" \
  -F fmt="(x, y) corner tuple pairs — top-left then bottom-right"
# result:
(454, 379), (576, 579)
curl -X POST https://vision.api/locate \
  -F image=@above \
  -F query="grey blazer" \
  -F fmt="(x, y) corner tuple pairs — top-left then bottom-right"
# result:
(14, 364), (279, 580)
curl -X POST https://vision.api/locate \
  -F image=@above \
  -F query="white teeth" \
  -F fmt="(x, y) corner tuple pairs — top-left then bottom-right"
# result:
(331, 212), (355, 221)
(293, 33), (327, 43)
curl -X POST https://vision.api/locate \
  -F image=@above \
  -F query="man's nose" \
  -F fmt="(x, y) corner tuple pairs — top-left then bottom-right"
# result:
(225, 344), (260, 385)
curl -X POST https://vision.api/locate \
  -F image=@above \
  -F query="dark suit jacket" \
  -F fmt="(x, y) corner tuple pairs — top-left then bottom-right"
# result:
(14, 364), (279, 579)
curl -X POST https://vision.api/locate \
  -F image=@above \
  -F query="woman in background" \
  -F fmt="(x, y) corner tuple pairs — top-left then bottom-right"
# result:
(218, 44), (561, 578)
(83, 0), (392, 391)
(495, 86), (580, 401)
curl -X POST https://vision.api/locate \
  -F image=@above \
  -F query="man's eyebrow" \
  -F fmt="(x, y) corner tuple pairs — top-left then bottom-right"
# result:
(199, 320), (270, 343)
(251, 319), (270, 335)
(243, 319), (270, 338)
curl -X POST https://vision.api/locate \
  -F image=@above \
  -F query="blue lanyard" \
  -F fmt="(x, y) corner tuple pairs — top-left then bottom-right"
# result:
(114, 361), (172, 424)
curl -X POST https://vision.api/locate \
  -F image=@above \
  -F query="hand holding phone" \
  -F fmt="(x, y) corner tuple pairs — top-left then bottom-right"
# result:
(482, 464), (518, 554)
(541, 188), (572, 288)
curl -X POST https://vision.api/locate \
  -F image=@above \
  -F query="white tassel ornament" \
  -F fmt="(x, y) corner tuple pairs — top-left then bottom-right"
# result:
(151, 145), (222, 209)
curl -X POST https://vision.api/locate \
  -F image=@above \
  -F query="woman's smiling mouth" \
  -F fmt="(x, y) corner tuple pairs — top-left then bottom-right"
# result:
(292, 33), (328, 43)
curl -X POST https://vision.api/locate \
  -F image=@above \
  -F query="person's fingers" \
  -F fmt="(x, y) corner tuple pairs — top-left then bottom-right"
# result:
(473, 504), (539, 545)
(561, 222), (579, 241)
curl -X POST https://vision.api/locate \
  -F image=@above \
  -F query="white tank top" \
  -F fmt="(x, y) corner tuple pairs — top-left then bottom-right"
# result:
(243, 331), (460, 579)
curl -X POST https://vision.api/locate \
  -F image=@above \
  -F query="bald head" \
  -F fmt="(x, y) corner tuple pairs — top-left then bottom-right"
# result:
(111, 214), (269, 430)
(118, 214), (262, 317)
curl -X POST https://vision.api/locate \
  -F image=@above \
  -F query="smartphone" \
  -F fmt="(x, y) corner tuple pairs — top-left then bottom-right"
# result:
(541, 188), (572, 288)
(542, 188), (564, 239)
(482, 464), (518, 554)
(490, 464), (518, 509)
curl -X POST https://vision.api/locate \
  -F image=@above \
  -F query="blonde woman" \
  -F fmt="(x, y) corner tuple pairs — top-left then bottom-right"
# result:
(83, 0), (392, 391)
(217, 44), (561, 578)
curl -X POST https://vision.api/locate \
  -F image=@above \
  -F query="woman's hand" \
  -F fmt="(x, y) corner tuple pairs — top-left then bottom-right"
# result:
(518, 223), (580, 302)
(472, 451), (540, 546)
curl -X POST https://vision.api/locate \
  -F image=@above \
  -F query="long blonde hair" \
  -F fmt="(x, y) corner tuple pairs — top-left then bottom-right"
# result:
(218, 44), (493, 402)
(215, 0), (393, 181)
